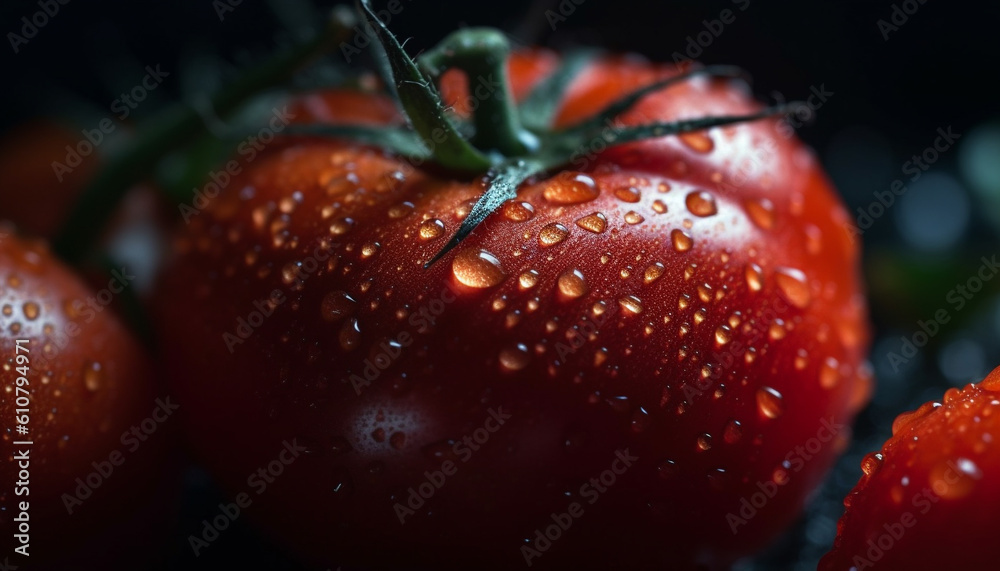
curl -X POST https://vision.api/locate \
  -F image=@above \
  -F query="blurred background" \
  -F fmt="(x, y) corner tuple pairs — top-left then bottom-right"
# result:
(2, 0), (999, 568)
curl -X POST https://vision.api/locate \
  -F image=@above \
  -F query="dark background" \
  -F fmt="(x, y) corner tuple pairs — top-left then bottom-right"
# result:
(3, 0), (999, 569)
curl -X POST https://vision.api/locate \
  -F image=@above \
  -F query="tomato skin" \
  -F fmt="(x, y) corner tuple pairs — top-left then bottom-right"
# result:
(820, 367), (1000, 571)
(155, 52), (870, 569)
(0, 231), (176, 568)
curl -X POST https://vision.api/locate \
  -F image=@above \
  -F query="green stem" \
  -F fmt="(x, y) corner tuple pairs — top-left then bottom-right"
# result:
(52, 12), (350, 263)
(419, 28), (535, 156)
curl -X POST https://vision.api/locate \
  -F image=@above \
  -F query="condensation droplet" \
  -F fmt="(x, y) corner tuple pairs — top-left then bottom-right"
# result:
(685, 190), (718, 217)
(715, 325), (732, 347)
(861, 452), (883, 476)
(387, 201), (415, 219)
(624, 211), (644, 225)
(360, 242), (380, 259)
(643, 262), (665, 284)
(519, 270), (540, 290)
(452, 249), (506, 288)
(83, 362), (103, 392)
(614, 186), (642, 203)
(679, 132), (714, 154)
(723, 419), (743, 444)
(544, 172), (599, 204)
(745, 198), (775, 230)
(745, 263), (764, 292)
(575, 212), (608, 233)
(539, 223), (569, 246)
(329, 217), (354, 236)
(557, 268), (589, 299)
(756, 386), (785, 419)
(22, 302), (39, 321)
(820, 357), (840, 389)
(503, 200), (535, 222)
(774, 267), (812, 309)
(419, 218), (445, 240)
(618, 295), (644, 315)
(696, 433), (713, 451)
(671, 229), (693, 252)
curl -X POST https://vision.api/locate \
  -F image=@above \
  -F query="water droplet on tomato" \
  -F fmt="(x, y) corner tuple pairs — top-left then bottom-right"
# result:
(518, 269), (540, 290)
(745, 263), (764, 292)
(83, 362), (103, 392)
(499, 344), (531, 371)
(756, 386), (785, 419)
(671, 229), (693, 252)
(614, 186), (642, 203)
(643, 262), (665, 284)
(679, 132), (714, 153)
(724, 419), (743, 444)
(624, 211), (644, 225)
(745, 198), (775, 229)
(557, 268), (589, 299)
(503, 200), (535, 222)
(544, 172), (599, 204)
(539, 223), (569, 246)
(618, 295), (643, 315)
(685, 190), (718, 217)
(419, 218), (445, 240)
(775, 267), (811, 308)
(575, 212), (608, 233)
(452, 249), (506, 288)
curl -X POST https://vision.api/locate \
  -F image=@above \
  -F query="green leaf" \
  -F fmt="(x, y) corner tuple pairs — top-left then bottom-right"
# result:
(357, 0), (492, 173)
(588, 105), (799, 148)
(561, 65), (746, 136)
(424, 158), (545, 268)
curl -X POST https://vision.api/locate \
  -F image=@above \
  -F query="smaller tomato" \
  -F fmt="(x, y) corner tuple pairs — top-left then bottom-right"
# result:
(821, 365), (1000, 570)
(0, 230), (177, 568)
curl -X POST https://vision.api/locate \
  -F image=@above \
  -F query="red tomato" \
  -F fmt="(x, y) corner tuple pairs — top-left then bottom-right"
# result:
(155, 49), (870, 569)
(821, 366), (1000, 571)
(0, 230), (176, 568)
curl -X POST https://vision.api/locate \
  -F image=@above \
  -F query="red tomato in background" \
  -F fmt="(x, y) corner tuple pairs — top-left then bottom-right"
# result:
(0, 230), (177, 568)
